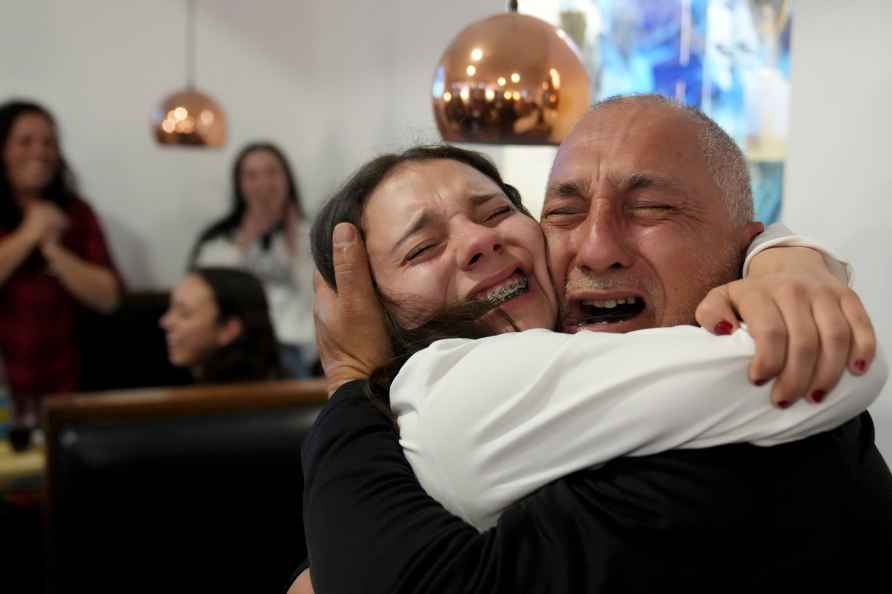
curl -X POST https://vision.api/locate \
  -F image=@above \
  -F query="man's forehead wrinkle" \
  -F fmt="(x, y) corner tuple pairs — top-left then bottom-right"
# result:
(549, 101), (681, 200)
(610, 170), (687, 195)
(569, 106), (647, 165)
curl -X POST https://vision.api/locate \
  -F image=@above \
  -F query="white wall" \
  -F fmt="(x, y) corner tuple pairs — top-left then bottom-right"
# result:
(785, 0), (892, 457)
(3, 1), (891, 455)
(0, 0), (505, 287)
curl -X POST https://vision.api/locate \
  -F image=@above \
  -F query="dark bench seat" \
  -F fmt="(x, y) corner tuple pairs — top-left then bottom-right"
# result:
(45, 379), (327, 594)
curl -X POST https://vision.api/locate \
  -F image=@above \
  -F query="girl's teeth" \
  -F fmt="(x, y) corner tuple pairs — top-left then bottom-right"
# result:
(483, 274), (529, 305)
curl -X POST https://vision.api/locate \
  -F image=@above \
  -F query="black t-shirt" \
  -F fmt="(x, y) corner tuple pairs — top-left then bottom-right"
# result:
(302, 381), (892, 594)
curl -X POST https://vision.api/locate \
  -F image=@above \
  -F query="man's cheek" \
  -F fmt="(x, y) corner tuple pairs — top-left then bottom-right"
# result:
(546, 256), (569, 300)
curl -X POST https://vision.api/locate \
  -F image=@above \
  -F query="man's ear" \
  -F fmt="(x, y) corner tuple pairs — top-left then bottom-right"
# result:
(216, 317), (243, 347)
(741, 221), (765, 250)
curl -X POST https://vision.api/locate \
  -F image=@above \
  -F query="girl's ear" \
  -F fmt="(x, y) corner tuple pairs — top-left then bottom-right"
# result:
(216, 317), (244, 347)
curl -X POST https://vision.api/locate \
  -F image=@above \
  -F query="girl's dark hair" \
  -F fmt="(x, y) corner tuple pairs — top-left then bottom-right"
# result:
(310, 144), (528, 424)
(190, 266), (284, 383)
(0, 100), (79, 230)
(188, 142), (304, 264)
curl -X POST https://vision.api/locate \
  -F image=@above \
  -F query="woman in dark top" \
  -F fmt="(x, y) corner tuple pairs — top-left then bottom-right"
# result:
(160, 266), (283, 383)
(0, 100), (121, 418)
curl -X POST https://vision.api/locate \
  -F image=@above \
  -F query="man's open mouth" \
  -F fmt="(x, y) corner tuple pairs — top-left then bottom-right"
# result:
(476, 271), (529, 307)
(573, 296), (646, 326)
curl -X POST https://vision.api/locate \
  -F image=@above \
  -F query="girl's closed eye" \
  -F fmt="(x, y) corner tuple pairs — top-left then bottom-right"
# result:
(405, 242), (438, 263)
(485, 206), (513, 222)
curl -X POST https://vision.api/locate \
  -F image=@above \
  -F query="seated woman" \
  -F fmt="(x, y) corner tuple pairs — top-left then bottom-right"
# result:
(189, 142), (315, 378)
(160, 267), (283, 383)
(0, 100), (122, 420)
(294, 144), (886, 593)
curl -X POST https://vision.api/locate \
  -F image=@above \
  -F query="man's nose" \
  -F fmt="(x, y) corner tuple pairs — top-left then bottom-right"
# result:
(573, 207), (635, 274)
(457, 222), (503, 271)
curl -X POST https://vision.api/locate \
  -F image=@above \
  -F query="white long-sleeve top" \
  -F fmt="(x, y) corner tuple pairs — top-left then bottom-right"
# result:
(390, 226), (880, 532)
(740, 223), (853, 282)
(194, 220), (315, 352)
(392, 328), (887, 531)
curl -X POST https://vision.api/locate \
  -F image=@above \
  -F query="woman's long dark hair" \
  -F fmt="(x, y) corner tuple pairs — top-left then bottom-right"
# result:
(311, 144), (528, 423)
(0, 100), (79, 231)
(188, 142), (305, 265)
(190, 267), (284, 383)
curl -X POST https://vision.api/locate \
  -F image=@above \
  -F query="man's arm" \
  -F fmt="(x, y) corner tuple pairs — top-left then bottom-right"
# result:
(303, 382), (556, 594)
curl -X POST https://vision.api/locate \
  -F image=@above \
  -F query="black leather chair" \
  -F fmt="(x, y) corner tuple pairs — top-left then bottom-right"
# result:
(45, 380), (327, 594)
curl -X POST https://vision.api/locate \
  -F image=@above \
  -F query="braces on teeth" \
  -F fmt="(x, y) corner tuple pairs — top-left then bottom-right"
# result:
(485, 275), (529, 306)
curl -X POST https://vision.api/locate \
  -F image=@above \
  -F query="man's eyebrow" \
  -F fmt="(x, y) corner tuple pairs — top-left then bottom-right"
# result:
(545, 180), (590, 200)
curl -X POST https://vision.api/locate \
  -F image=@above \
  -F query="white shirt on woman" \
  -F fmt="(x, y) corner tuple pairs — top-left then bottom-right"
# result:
(193, 221), (315, 353)
(390, 226), (885, 531)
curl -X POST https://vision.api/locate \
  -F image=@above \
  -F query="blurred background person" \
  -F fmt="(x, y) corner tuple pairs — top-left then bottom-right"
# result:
(160, 267), (283, 383)
(0, 99), (122, 422)
(189, 142), (316, 378)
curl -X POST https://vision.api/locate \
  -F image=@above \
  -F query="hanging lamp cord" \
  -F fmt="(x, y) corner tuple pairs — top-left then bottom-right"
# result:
(186, 0), (196, 89)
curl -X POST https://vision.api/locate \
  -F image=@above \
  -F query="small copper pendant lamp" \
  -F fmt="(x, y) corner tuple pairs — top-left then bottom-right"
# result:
(151, 0), (227, 148)
(432, 0), (591, 146)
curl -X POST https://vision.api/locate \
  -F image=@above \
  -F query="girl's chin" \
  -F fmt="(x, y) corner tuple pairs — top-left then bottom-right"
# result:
(490, 284), (555, 332)
(508, 317), (553, 332)
(486, 304), (554, 333)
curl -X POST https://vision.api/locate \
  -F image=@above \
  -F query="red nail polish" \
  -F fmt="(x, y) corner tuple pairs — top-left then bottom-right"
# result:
(714, 321), (734, 335)
(811, 390), (826, 404)
(854, 359), (867, 373)
(754, 379), (768, 386)
(777, 400), (791, 409)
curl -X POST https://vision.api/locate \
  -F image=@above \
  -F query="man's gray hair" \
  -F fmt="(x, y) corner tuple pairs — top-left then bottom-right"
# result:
(591, 94), (753, 226)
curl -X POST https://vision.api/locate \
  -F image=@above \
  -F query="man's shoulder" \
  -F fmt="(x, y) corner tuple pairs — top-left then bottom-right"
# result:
(301, 380), (398, 472)
(518, 412), (885, 527)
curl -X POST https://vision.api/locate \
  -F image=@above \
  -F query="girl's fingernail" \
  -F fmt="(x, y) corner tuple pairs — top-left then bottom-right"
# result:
(754, 378), (768, 386)
(714, 320), (734, 335)
(777, 400), (791, 409)
(811, 390), (826, 404)
(854, 359), (867, 373)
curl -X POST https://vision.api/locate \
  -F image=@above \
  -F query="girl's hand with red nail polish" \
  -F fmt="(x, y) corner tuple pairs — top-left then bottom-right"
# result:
(696, 245), (877, 407)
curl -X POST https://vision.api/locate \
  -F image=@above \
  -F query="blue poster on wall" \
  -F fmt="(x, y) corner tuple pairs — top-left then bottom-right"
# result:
(553, 0), (791, 224)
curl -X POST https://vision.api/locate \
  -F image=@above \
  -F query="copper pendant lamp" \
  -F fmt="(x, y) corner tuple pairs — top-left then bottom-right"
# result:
(432, 0), (591, 146)
(151, 0), (227, 147)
